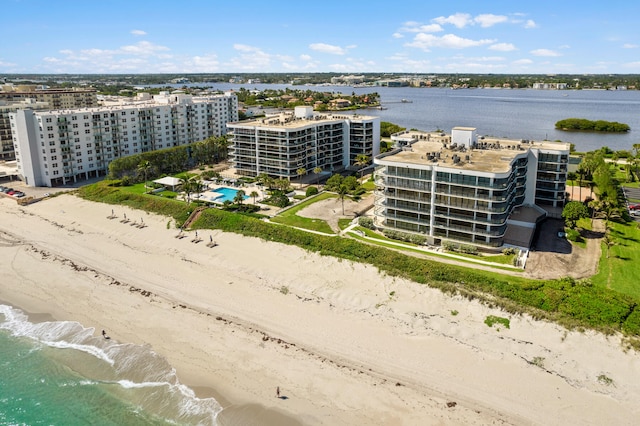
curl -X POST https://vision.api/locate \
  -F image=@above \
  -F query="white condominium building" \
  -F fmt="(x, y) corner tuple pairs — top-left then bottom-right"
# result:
(10, 92), (238, 187)
(374, 127), (570, 249)
(227, 106), (380, 179)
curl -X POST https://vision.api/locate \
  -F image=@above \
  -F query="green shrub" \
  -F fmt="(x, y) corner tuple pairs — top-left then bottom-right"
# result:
(306, 186), (319, 197)
(566, 228), (582, 242)
(358, 217), (375, 229)
(485, 315), (510, 329)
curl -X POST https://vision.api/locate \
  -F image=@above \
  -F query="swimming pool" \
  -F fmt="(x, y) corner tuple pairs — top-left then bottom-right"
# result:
(210, 187), (249, 203)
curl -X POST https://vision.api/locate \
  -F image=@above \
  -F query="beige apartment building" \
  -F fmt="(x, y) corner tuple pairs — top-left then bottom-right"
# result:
(374, 127), (570, 250)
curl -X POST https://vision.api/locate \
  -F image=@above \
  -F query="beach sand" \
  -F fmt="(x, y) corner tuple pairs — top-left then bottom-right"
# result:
(1, 194), (639, 425)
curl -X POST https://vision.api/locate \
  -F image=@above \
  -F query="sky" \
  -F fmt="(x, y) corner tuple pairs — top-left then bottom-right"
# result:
(1, 0), (639, 75)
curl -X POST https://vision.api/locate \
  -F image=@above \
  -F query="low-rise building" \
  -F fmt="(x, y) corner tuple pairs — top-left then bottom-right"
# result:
(227, 106), (380, 179)
(10, 92), (238, 187)
(373, 127), (570, 250)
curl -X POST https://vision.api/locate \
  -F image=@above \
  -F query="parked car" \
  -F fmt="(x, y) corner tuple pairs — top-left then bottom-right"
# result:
(629, 204), (640, 210)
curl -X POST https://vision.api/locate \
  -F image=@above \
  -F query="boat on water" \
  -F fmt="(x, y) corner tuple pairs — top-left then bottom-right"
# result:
(401, 99), (412, 103)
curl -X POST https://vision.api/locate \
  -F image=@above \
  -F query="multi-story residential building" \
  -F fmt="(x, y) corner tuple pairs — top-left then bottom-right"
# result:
(373, 127), (569, 250)
(227, 106), (380, 179)
(0, 86), (99, 160)
(0, 85), (98, 109)
(10, 92), (238, 187)
(0, 99), (51, 160)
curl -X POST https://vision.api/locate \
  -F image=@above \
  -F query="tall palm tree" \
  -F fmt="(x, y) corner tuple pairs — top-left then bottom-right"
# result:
(296, 167), (306, 188)
(337, 185), (348, 215)
(313, 166), (322, 185)
(353, 154), (371, 179)
(234, 189), (246, 205)
(180, 174), (201, 204)
(250, 190), (259, 204)
(138, 160), (152, 193)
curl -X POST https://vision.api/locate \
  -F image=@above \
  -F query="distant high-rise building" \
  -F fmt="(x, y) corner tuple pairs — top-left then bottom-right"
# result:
(10, 92), (238, 187)
(0, 85), (99, 160)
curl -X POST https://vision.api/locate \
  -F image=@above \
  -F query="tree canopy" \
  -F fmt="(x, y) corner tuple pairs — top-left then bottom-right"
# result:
(555, 118), (630, 133)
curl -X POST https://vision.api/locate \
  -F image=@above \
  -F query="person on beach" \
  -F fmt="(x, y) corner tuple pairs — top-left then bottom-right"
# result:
(276, 386), (280, 398)
(101, 330), (107, 339)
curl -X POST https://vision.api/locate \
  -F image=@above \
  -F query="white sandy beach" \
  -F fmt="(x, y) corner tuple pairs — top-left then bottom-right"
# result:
(0, 193), (639, 425)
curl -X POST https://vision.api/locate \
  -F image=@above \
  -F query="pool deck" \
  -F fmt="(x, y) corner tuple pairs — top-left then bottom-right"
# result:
(192, 182), (266, 206)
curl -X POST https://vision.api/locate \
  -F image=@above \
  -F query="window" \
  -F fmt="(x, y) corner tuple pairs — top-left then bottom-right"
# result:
(47, 126), (53, 131)
(46, 118), (52, 123)
(85, 129), (90, 134)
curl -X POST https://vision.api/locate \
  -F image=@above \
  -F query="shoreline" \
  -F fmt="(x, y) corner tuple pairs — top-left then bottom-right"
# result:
(1, 194), (639, 425)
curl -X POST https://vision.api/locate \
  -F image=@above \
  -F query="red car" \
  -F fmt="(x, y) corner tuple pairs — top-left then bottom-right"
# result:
(630, 204), (640, 210)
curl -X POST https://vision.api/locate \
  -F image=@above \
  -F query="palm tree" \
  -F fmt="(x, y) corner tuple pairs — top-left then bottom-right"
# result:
(250, 190), (259, 204)
(296, 167), (306, 188)
(603, 232), (617, 258)
(180, 174), (201, 204)
(138, 160), (152, 193)
(337, 185), (348, 215)
(234, 189), (246, 205)
(313, 166), (322, 185)
(353, 154), (371, 179)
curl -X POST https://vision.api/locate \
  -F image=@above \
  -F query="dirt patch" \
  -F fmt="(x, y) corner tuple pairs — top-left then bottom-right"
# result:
(296, 194), (374, 232)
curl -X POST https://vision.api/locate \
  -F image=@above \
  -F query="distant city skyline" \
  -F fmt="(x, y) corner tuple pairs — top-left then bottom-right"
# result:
(2, 0), (639, 75)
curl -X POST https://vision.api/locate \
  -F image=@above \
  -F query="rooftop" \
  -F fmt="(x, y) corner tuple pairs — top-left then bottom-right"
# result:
(229, 111), (378, 130)
(378, 130), (570, 174)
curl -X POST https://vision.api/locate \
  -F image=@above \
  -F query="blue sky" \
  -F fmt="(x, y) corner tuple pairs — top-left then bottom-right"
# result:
(1, 0), (639, 74)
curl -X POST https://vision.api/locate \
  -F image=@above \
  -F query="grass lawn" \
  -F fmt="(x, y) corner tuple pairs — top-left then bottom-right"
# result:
(338, 218), (352, 230)
(269, 192), (336, 234)
(361, 180), (376, 191)
(591, 219), (640, 299)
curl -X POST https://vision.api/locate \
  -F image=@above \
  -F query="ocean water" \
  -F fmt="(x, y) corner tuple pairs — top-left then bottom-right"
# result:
(0, 304), (222, 425)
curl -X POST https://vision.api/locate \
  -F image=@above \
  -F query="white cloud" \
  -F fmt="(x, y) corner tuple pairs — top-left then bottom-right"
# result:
(474, 14), (508, 28)
(407, 33), (496, 51)
(530, 49), (561, 57)
(512, 59), (533, 65)
(489, 43), (517, 52)
(120, 41), (170, 56)
(531, 49), (562, 56)
(623, 61), (640, 68)
(623, 43), (639, 49)
(400, 22), (443, 33)
(131, 30), (147, 36)
(524, 20), (537, 29)
(432, 13), (472, 29)
(227, 44), (272, 70)
(299, 54), (312, 61)
(392, 32), (403, 39)
(309, 43), (348, 55)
